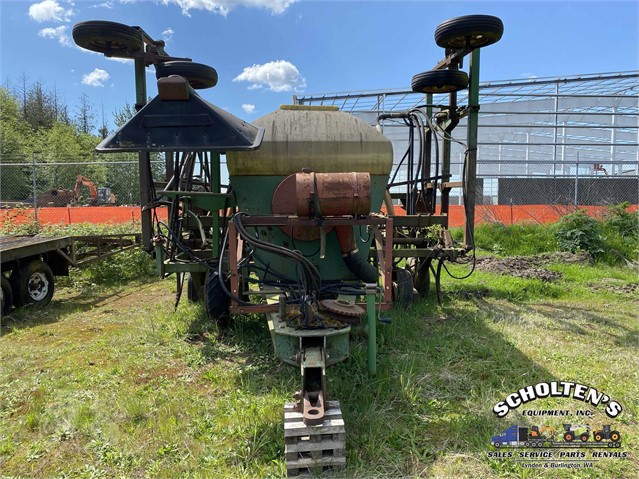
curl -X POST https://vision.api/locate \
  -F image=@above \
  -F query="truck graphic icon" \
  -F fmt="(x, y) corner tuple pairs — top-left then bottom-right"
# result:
(491, 425), (621, 448)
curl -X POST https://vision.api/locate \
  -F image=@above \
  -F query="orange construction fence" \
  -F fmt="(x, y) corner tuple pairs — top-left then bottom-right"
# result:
(0, 206), (167, 227)
(382, 204), (638, 227)
(1, 204), (636, 229)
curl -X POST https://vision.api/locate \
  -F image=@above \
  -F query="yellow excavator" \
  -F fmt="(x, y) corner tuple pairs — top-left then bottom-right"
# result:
(529, 425), (556, 440)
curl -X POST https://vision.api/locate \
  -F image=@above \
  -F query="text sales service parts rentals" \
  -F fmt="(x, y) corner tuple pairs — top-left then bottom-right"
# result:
(493, 382), (623, 418)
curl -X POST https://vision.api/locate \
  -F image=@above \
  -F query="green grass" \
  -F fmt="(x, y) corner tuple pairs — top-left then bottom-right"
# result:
(1, 256), (638, 478)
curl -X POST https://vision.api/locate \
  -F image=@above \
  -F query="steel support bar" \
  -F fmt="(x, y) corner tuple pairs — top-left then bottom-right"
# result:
(134, 56), (153, 251)
(366, 283), (377, 376)
(464, 49), (480, 248)
(229, 221), (239, 301)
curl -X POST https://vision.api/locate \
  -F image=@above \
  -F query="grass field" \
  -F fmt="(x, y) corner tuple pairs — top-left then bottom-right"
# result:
(1, 252), (637, 478)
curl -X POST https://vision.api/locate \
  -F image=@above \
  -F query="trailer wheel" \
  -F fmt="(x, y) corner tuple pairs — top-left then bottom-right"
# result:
(72, 21), (143, 55)
(155, 61), (218, 89)
(434, 15), (504, 49)
(204, 270), (230, 327)
(411, 70), (469, 94)
(1, 276), (13, 315)
(610, 431), (620, 442)
(10, 261), (55, 308)
(413, 258), (432, 296)
(393, 268), (413, 308)
(594, 432), (603, 442)
(187, 272), (205, 302)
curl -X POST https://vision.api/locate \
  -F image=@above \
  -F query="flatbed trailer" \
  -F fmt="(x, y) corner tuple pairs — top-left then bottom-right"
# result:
(492, 425), (622, 449)
(1, 234), (140, 315)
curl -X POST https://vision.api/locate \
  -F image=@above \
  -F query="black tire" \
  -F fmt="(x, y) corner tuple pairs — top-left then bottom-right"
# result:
(580, 433), (589, 442)
(187, 273), (205, 302)
(493, 441), (501, 448)
(204, 270), (230, 327)
(412, 70), (469, 94)
(594, 432), (603, 442)
(72, 21), (143, 55)
(414, 258), (432, 296)
(155, 61), (218, 89)
(564, 432), (573, 442)
(610, 431), (620, 442)
(393, 268), (413, 309)
(10, 261), (55, 308)
(1, 276), (13, 316)
(434, 15), (504, 49)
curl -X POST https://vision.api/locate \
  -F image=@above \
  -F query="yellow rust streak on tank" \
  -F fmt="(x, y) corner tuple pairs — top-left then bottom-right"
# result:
(227, 106), (393, 176)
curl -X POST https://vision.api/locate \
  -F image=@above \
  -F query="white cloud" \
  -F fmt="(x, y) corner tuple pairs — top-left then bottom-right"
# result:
(82, 68), (110, 87)
(90, 1), (114, 8)
(233, 60), (306, 93)
(28, 0), (74, 22)
(162, 27), (174, 42)
(241, 104), (255, 114)
(38, 25), (72, 47)
(169, 0), (296, 17)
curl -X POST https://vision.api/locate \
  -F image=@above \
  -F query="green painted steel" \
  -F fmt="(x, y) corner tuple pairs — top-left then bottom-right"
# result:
(268, 314), (350, 367)
(231, 175), (388, 281)
(366, 285), (377, 375)
(464, 49), (480, 248)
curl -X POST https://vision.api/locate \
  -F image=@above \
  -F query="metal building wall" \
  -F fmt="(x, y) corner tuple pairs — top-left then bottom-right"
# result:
(296, 72), (639, 207)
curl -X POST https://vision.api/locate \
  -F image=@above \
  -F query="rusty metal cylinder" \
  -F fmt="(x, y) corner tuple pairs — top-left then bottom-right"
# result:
(295, 172), (371, 218)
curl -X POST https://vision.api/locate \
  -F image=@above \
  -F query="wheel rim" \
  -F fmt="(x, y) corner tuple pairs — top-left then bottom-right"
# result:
(89, 39), (131, 52)
(447, 34), (488, 48)
(27, 272), (49, 301)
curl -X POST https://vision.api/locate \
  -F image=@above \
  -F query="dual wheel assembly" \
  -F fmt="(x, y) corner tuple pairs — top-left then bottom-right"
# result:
(71, 21), (218, 90)
(1, 261), (55, 315)
(411, 15), (504, 94)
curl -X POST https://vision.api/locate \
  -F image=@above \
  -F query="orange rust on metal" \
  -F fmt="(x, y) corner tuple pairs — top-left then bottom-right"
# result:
(320, 299), (365, 318)
(296, 172), (371, 218)
(157, 75), (190, 101)
(334, 225), (356, 254)
(272, 172), (371, 241)
(302, 390), (325, 426)
(271, 174), (333, 241)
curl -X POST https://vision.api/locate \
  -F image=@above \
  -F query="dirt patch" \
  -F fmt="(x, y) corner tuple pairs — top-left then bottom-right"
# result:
(589, 278), (639, 295)
(475, 252), (592, 282)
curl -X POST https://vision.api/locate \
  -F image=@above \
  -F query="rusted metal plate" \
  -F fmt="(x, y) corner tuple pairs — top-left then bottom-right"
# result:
(320, 299), (364, 318)
(272, 174), (330, 241)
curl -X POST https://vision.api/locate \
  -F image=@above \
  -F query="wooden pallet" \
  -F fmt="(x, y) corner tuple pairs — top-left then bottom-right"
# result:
(284, 401), (346, 477)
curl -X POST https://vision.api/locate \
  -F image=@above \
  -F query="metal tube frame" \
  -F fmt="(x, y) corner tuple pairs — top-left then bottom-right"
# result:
(227, 216), (394, 314)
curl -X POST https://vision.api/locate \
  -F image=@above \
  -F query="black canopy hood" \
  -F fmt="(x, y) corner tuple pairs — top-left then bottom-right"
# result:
(97, 76), (263, 152)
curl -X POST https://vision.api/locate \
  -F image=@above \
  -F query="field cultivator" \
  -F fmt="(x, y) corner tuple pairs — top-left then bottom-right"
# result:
(73, 14), (503, 475)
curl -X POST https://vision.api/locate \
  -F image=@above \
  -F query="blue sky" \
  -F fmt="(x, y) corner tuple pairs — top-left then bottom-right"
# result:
(1, 0), (637, 131)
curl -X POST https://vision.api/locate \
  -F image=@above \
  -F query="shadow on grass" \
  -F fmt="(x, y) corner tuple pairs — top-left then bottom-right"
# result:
(327, 296), (559, 476)
(0, 278), (159, 336)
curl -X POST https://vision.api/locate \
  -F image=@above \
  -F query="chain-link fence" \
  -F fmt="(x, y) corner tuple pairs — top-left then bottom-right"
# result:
(0, 154), (167, 228)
